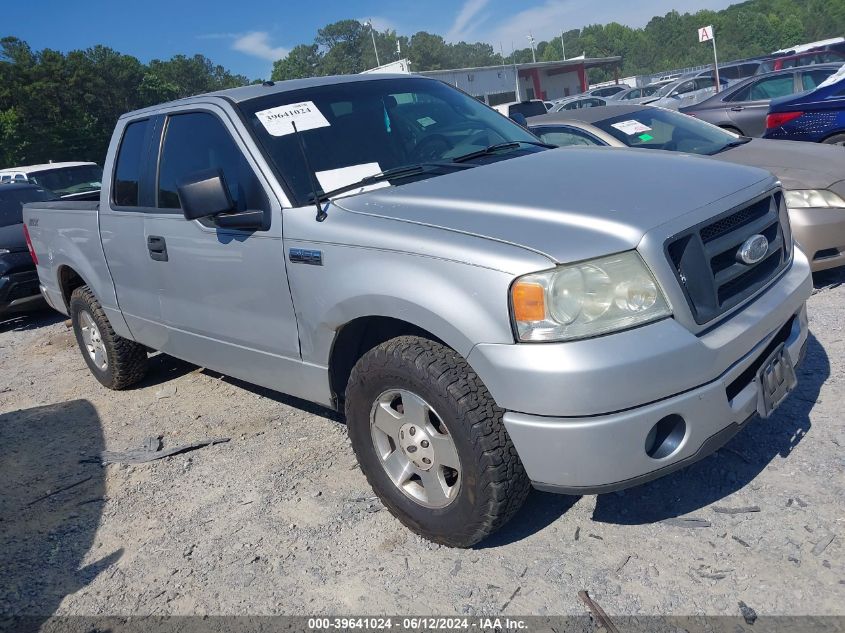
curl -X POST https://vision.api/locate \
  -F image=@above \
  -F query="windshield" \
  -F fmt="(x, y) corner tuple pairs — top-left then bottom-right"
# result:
(593, 107), (743, 155)
(0, 187), (58, 227)
(28, 165), (103, 196)
(238, 77), (541, 205)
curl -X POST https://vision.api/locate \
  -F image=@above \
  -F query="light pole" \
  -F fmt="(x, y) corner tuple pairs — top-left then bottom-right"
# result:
(366, 20), (380, 67)
(560, 30), (566, 60)
(527, 33), (536, 63)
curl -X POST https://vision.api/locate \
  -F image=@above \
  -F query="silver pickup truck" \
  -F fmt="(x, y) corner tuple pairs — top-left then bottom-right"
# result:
(24, 74), (812, 547)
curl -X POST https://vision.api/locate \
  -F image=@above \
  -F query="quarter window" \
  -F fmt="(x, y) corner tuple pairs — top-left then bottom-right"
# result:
(157, 112), (264, 212)
(112, 119), (149, 207)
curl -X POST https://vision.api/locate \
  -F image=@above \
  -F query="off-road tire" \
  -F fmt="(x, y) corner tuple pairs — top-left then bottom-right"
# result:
(69, 286), (147, 390)
(345, 335), (531, 547)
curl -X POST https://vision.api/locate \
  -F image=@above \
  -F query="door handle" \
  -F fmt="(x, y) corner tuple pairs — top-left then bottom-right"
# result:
(147, 235), (168, 262)
(730, 106), (745, 112)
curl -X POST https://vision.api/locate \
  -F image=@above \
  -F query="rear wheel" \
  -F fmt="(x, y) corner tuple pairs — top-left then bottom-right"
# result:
(345, 335), (530, 547)
(823, 133), (845, 147)
(70, 286), (147, 390)
(720, 125), (743, 136)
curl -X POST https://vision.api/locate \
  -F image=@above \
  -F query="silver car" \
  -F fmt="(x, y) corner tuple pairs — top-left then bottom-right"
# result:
(646, 75), (731, 110)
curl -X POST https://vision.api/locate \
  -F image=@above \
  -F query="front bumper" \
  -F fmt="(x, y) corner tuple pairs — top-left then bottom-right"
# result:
(789, 206), (845, 272)
(0, 270), (44, 315)
(467, 250), (813, 493)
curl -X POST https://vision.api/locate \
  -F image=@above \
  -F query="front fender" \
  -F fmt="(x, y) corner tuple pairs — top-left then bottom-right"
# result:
(288, 244), (519, 366)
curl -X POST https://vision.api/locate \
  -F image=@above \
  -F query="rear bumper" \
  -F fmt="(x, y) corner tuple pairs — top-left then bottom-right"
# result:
(0, 270), (44, 314)
(504, 305), (808, 493)
(789, 206), (845, 272)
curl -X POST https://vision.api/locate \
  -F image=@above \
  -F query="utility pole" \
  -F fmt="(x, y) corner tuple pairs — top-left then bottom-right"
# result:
(560, 30), (566, 60)
(366, 20), (380, 67)
(527, 33), (537, 63)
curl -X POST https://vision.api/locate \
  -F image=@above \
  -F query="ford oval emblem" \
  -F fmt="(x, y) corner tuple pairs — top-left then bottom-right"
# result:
(738, 234), (769, 265)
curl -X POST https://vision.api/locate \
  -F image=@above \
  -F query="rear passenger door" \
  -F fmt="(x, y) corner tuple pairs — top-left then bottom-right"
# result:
(725, 73), (798, 136)
(144, 106), (301, 390)
(100, 117), (169, 348)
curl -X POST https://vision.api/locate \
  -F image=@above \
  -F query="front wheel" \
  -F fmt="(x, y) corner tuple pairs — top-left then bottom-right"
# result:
(70, 286), (148, 390)
(345, 336), (530, 547)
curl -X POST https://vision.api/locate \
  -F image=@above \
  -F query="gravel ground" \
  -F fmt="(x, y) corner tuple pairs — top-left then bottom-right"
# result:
(1, 269), (843, 620)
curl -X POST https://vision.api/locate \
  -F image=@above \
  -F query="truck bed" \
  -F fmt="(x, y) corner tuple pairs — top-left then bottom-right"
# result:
(22, 200), (123, 326)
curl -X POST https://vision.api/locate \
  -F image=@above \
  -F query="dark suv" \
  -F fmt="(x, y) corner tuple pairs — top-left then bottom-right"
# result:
(0, 183), (57, 315)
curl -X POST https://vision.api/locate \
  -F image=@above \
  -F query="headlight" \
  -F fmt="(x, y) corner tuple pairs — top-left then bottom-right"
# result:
(511, 251), (671, 342)
(0, 249), (9, 255)
(785, 189), (845, 209)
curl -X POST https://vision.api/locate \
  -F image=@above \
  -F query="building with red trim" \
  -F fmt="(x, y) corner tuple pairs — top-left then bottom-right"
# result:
(419, 56), (622, 105)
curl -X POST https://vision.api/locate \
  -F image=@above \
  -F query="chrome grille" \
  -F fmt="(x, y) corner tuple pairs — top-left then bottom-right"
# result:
(666, 191), (791, 325)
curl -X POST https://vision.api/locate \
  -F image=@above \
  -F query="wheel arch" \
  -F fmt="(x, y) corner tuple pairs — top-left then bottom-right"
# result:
(57, 264), (89, 311)
(328, 315), (447, 407)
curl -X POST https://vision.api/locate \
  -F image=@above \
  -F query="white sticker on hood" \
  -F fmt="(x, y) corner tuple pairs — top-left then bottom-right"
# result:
(611, 120), (652, 135)
(255, 101), (330, 137)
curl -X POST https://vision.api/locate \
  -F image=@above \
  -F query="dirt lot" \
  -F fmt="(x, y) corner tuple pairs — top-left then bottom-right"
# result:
(1, 270), (843, 621)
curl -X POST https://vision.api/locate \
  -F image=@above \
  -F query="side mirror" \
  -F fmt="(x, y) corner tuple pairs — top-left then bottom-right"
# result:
(177, 168), (234, 221)
(510, 112), (528, 127)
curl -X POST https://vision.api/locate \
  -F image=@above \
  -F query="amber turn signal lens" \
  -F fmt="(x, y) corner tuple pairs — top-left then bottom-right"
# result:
(512, 281), (545, 322)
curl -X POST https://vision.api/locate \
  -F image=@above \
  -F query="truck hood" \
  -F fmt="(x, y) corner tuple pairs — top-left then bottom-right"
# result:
(710, 138), (845, 190)
(333, 147), (772, 263)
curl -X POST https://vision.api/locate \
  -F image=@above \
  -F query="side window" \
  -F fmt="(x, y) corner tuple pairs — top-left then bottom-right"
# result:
(802, 69), (834, 90)
(720, 67), (740, 81)
(112, 119), (150, 207)
(157, 112), (264, 212)
(537, 127), (602, 147)
(748, 75), (795, 100)
(674, 81), (695, 95)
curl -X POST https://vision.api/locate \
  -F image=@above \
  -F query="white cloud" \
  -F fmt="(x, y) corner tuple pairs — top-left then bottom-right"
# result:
(446, 0), (491, 42)
(232, 31), (289, 61)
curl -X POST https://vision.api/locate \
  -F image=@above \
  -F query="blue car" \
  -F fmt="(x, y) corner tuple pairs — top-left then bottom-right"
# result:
(764, 69), (845, 145)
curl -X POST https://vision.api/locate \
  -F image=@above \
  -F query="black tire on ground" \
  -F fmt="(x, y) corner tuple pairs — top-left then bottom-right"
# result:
(822, 133), (845, 146)
(720, 125), (744, 136)
(69, 286), (148, 390)
(345, 335), (531, 547)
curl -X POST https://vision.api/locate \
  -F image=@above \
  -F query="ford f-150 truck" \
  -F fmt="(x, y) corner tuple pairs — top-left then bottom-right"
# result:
(24, 74), (812, 547)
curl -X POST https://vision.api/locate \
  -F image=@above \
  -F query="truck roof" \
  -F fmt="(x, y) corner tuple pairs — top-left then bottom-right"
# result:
(0, 161), (97, 174)
(120, 73), (421, 119)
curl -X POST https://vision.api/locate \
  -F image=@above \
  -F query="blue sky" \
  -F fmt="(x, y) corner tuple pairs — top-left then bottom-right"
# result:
(8, 0), (739, 78)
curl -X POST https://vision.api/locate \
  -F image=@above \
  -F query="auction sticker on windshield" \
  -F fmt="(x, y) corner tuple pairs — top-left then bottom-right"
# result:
(255, 101), (331, 136)
(611, 120), (652, 135)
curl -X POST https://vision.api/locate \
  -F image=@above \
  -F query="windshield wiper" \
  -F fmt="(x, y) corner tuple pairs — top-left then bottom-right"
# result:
(313, 162), (472, 203)
(451, 140), (556, 163)
(710, 136), (752, 154)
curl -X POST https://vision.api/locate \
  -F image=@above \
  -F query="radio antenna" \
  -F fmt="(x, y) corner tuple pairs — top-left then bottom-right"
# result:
(291, 121), (327, 222)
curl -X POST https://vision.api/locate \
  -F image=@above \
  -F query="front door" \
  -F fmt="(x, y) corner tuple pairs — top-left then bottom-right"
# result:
(144, 107), (302, 391)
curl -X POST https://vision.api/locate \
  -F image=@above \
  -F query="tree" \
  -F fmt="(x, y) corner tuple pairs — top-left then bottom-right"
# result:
(272, 44), (320, 80)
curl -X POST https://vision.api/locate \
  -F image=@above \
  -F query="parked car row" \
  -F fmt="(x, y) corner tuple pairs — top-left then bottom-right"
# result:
(19, 73), (816, 547)
(681, 63), (844, 137)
